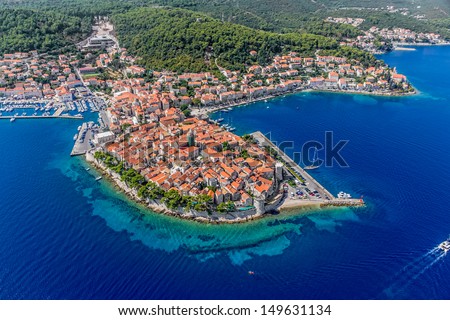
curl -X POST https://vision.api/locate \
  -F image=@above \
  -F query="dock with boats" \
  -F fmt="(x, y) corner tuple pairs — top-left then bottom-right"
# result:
(250, 131), (364, 209)
(0, 97), (107, 122)
(212, 111), (236, 131)
(71, 121), (98, 156)
(1, 105), (82, 120)
(1, 114), (83, 121)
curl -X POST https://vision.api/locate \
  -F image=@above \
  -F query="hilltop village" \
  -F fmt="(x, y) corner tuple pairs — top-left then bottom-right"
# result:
(343, 26), (446, 53)
(326, 17), (448, 54)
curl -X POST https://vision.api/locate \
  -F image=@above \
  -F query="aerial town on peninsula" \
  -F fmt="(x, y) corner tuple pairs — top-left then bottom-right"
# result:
(2, 0), (450, 305)
(1, 7), (447, 222)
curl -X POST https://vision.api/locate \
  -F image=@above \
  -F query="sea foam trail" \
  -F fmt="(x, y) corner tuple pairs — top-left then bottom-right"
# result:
(396, 248), (440, 275)
(381, 248), (446, 298)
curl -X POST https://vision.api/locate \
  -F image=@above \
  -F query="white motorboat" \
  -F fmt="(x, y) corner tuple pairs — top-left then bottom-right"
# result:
(438, 236), (450, 253)
(337, 191), (351, 199)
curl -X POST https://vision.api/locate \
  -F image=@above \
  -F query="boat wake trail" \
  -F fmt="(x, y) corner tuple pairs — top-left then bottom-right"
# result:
(381, 248), (446, 298)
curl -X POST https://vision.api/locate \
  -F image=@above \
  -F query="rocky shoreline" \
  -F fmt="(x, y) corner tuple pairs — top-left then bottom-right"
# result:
(86, 152), (270, 225)
(85, 154), (357, 225)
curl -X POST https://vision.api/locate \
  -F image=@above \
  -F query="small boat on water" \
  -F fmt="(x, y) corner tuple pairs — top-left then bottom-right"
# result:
(304, 147), (320, 170)
(438, 236), (450, 253)
(95, 176), (102, 181)
(10, 117), (16, 122)
(216, 118), (224, 122)
(73, 134), (78, 141)
(85, 168), (90, 171)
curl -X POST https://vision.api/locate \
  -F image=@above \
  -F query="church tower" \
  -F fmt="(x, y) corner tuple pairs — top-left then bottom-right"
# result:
(187, 129), (196, 147)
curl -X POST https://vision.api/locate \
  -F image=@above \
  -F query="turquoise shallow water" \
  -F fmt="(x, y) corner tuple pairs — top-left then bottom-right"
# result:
(0, 46), (450, 299)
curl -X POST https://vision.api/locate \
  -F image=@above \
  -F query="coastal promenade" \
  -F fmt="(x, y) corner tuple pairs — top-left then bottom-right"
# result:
(393, 42), (450, 47)
(192, 85), (414, 119)
(0, 114), (83, 120)
(191, 87), (307, 117)
(0, 98), (51, 105)
(251, 131), (335, 200)
(251, 131), (364, 209)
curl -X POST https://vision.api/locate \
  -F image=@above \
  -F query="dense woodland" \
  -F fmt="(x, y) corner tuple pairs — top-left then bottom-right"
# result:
(0, 0), (148, 17)
(0, 9), (90, 54)
(112, 8), (341, 72)
(149, 0), (450, 37)
(152, 0), (364, 37)
(2, 0), (448, 36)
(0, 0), (448, 69)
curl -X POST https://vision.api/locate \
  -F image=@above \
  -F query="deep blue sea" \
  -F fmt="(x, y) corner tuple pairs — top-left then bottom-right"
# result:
(1, 46), (450, 299)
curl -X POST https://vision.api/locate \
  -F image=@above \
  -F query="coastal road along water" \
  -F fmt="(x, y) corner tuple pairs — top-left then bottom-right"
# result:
(251, 131), (364, 209)
(0, 115), (83, 120)
(251, 131), (335, 199)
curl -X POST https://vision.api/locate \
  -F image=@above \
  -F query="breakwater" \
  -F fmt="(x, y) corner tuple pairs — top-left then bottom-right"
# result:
(251, 131), (364, 209)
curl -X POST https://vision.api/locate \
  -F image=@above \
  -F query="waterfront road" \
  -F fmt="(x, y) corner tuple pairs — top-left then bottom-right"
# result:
(251, 131), (335, 200)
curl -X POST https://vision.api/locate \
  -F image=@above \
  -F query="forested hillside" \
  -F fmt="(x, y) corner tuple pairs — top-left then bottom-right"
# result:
(152, 0), (363, 37)
(1, 0), (448, 39)
(112, 8), (339, 72)
(0, 0), (448, 62)
(328, 0), (450, 18)
(0, 0), (149, 17)
(0, 9), (90, 54)
(152, 0), (450, 38)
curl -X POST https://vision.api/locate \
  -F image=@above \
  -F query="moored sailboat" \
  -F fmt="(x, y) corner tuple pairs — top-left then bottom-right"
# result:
(304, 147), (320, 170)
